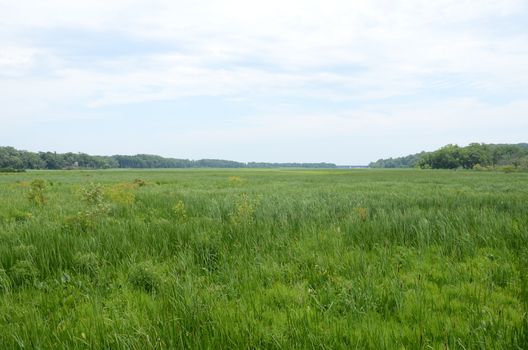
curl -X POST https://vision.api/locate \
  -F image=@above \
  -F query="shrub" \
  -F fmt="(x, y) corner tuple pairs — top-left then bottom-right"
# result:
(0, 168), (25, 173)
(128, 262), (162, 293)
(472, 164), (489, 171)
(80, 183), (106, 205)
(68, 183), (111, 231)
(501, 165), (517, 173)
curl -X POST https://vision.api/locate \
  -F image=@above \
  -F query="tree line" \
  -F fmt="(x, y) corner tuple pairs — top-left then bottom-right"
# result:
(369, 143), (528, 170)
(0, 147), (337, 171)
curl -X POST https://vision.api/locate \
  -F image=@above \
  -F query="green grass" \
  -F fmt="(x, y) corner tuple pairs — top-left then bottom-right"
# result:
(0, 169), (527, 349)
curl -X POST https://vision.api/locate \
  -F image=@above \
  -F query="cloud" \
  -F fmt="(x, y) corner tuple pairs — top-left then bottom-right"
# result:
(0, 0), (527, 162)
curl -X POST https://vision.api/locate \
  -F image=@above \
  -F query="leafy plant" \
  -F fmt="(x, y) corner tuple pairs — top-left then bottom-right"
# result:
(231, 193), (255, 226)
(173, 200), (188, 223)
(27, 179), (47, 205)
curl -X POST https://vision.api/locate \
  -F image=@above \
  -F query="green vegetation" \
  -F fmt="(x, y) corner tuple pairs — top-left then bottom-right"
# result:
(370, 143), (528, 170)
(0, 169), (527, 348)
(0, 146), (336, 170)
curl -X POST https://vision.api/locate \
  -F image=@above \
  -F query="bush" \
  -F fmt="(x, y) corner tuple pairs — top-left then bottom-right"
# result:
(472, 164), (490, 171)
(501, 165), (517, 173)
(128, 262), (162, 293)
(80, 183), (106, 205)
(67, 183), (111, 231)
(0, 168), (25, 173)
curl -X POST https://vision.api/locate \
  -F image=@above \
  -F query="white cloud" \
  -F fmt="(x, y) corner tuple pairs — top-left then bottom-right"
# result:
(0, 0), (527, 161)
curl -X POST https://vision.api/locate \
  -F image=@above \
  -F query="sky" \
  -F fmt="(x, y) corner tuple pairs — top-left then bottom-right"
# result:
(1, 0), (527, 164)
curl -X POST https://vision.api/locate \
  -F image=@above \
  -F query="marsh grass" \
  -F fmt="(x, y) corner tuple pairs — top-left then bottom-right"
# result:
(0, 169), (527, 348)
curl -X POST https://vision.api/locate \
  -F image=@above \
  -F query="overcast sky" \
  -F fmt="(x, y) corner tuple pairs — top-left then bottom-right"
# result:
(1, 0), (527, 164)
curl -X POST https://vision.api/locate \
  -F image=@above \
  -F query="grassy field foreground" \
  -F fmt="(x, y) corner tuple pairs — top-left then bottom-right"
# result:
(0, 169), (527, 349)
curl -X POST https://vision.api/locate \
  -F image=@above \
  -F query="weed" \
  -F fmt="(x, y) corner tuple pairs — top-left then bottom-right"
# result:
(106, 182), (137, 205)
(27, 179), (47, 205)
(228, 176), (244, 185)
(80, 182), (106, 206)
(68, 182), (111, 230)
(173, 200), (188, 223)
(231, 193), (255, 226)
(357, 207), (368, 222)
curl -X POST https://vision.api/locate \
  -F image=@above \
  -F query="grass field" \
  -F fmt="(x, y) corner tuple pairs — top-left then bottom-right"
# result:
(0, 169), (527, 349)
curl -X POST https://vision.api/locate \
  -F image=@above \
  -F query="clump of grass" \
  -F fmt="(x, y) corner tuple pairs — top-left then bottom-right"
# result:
(0, 268), (11, 293)
(13, 244), (37, 262)
(9, 209), (33, 223)
(228, 176), (244, 185)
(133, 178), (147, 187)
(73, 252), (100, 277)
(128, 262), (162, 293)
(356, 207), (369, 222)
(10, 260), (38, 287)
(27, 179), (47, 205)
(173, 200), (188, 223)
(193, 233), (221, 273)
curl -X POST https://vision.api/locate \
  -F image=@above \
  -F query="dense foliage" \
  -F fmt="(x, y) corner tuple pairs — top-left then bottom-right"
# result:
(0, 147), (337, 170)
(0, 169), (527, 348)
(368, 152), (426, 168)
(369, 143), (528, 170)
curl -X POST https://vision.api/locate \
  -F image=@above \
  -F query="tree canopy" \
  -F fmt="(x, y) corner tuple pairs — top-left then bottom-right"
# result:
(369, 143), (528, 170)
(0, 147), (337, 170)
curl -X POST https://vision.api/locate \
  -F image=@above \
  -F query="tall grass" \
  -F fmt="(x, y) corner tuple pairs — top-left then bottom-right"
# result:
(0, 169), (527, 349)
